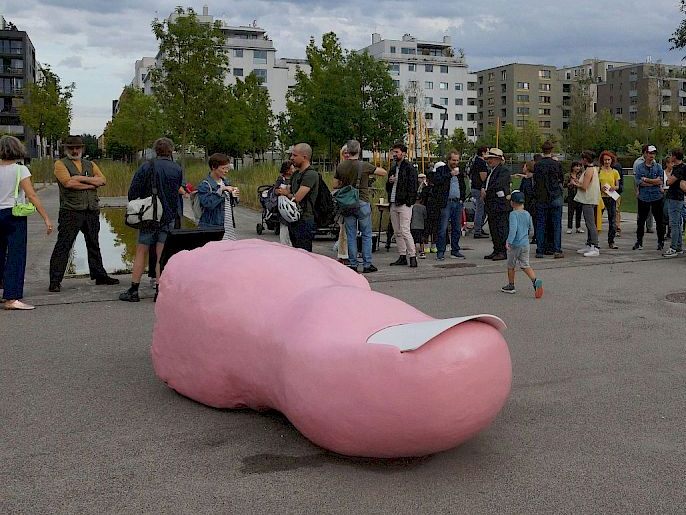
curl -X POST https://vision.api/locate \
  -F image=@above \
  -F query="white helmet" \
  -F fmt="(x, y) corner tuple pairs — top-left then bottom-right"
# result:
(278, 195), (301, 223)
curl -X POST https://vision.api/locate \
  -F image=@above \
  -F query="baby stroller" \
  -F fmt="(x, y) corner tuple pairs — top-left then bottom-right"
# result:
(256, 185), (280, 235)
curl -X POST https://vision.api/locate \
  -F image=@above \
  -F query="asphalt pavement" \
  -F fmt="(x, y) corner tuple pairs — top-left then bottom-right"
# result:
(2, 185), (685, 514)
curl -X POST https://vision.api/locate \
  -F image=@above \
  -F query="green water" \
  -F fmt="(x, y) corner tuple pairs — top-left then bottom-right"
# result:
(67, 208), (194, 276)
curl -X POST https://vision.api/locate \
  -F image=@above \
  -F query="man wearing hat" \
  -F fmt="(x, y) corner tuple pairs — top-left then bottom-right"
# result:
(48, 135), (119, 292)
(482, 148), (512, 261)
(633, 144), (666, 251)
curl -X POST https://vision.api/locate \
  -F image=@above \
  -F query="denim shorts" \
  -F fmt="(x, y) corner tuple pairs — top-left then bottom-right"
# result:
(138, 221), (174, 245)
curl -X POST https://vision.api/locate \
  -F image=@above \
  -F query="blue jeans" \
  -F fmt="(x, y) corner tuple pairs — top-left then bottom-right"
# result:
(536, 201), (562, 253)
(666, 198), (684, 251)
(344, 201), (373, 268)
(436, 199), (463, 257)
(471, 188), (485, 235)
(0, 208), (28, 300)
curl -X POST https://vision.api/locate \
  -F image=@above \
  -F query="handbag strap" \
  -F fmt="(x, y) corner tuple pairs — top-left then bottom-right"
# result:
(149, 159), (159, 221)
(354, 160), (363, 189)
(13, 164), (21, 204)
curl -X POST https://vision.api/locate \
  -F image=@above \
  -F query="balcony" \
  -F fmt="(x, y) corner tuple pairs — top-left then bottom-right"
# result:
(662, 89), (672, 96)
(0, 88), (24, 96)
(660, 104), (672, 112)
(0, 48), (23, 56)
(680, 106), (686, 112)
(629, 90), (638, 97)
(680, 89), (686, 97)
(0, 66), (23, 76)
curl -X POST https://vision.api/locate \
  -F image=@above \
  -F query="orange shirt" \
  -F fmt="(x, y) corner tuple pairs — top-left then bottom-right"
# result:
(54, 159), (104, 186)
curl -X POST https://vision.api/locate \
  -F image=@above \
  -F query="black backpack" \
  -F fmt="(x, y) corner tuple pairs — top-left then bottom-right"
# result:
(313, 173), (335, 228)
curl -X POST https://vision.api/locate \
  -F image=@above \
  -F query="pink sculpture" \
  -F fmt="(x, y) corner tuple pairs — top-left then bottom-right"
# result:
(152, 239), (512, 458)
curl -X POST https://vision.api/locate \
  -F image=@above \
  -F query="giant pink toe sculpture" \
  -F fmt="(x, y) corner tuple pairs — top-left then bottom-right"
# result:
(152, 239), (512, 458)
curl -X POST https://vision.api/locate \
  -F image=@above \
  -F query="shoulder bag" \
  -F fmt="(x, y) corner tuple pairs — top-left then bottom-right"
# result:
(333, 161), (363, 212)
(12, 164), (36, 217)
(125, 160), (163, 230)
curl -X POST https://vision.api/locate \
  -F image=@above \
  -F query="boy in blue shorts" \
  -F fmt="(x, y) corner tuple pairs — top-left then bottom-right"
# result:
(501, 191), (543, 298)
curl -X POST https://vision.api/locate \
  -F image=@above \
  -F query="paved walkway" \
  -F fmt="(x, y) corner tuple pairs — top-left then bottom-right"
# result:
(16, 184), (677, 305)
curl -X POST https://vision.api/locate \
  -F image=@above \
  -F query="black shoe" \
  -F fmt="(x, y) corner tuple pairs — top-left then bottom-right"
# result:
(535, 253), (545, 258)
(491, 253), (507, 261)
(657, 242), (664, 251)
(154, 286), (159, 303)
(48, 282), (61, 293)
(632, 242), (643, 250)
(390, 256), (408, 266)
(484, 253), (495, 260)
(409, 256), (418, 268)
(119, 290), (140, 302)
(473, 234), (489, 239)
(544, 250), (554, 256)
(348, 265), (359, 273)
(95, 275), (120, 285)
(362, 265), (378, 273)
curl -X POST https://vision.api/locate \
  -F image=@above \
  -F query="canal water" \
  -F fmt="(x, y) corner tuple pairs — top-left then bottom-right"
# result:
(67, 208), (194, 276)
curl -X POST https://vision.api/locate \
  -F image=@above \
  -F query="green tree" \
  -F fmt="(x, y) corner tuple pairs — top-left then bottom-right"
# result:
(560, 78), (595, 155)
(518, 120), (544, 153)
(81, 133), (101, 159)
(499, 123), (519, 153)
(593, 109), (632, 153)
(474, 125), (497, 149)
(18, 64), (74, 157)
(447, 128), (474, 156)
(234, 74), (274, 157)
(150, 7), (229, 157)
(670, 2), (686, 57)
(107, 85), (164, 154)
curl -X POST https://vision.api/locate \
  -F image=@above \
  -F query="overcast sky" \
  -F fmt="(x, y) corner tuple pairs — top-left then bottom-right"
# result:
(3, 0), (685, 135)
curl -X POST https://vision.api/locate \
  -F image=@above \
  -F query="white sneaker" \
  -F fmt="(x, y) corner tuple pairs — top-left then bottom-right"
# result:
(566, 229), (573, 234)
(577, 245), (592, 254)
(576, 227), (585, 233)
(583, 246), (600, 257)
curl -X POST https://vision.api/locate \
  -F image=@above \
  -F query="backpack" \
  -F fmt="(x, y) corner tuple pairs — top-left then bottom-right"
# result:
(313, 173), (335, 228)
(190, 180), (212, 222)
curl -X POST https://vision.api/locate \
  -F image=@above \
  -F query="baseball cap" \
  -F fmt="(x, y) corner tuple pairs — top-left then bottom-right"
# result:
(510, 190), (525, 204)
(647, 145), (657, 153)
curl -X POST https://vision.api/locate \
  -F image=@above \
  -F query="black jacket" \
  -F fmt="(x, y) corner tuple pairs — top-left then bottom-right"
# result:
(484, 164), (512, 212)
(469, 156), (488, 189)
(385, 159), (418, 207)
(432, 164), (467, 209)
(533, 157), (564, 203)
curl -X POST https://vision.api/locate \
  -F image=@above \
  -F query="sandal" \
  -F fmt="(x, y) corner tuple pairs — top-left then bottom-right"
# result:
(4, 300), (35, 310)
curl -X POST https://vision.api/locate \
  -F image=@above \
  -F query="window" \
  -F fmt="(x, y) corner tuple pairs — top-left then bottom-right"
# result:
(539, 120), (551, 128)
(538, 108), (551, 115)
(501, 96), (507, 105)
(516, 107), (530, 114)
(440, 97), (448, 105)
(517, 82), (530, 90)
(501, 108), (507, 117)
(424, 96), (433, 106)
(501, 70), (507, 80)
(539, 83), (551, 91)
(408, 63), (416, 72)
(408, 96), (417, 105)
(401, 47), (416, 55)
(488, 85), (494, 93)
(440, 65), (448, 74)
(455, 82), (463, 91)
(233, 49), (243, 58)
(424, 81), (433, 89)
(392, 80), (400, 88)
(467, 82), (476, 90)
(252, 69), (267, 83)
(539, 69), (551, 79)
(468, 128), (476, 137)
(440, 128), (449, 136)
(455, 113), (463, 120)
(467, 98), (476, 106)
(488, 109), (494, 117)
(629, 112), (637, 121)
(389, 63), (400, 76)
(616, 107), (623, 114)
(467, 113), (476, 121)
(455, 98), (463, 106)
(390, 46), (396, 54)
(487, 97), (494, 106)
(425, 64), (433, 72)
(440, 82), (448, 90)
(233, 68), (243, 77)
(516, 119), (526, 127)
(539, 96), (551, 104)
(501, 84), (507, 93)
(563, 84), (571, 93)
(563, 109), (571, 118)
(253, 50), (267, 64)
(425, 113), (433, 120)
(440, 113), (448, 121)
(408, 80), (417, 88)
(517, 94), (529, 102)
(488, 72), (494, 81)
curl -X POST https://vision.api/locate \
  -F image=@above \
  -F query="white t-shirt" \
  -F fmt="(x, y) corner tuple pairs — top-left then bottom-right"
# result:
(0, 163), (31, 210)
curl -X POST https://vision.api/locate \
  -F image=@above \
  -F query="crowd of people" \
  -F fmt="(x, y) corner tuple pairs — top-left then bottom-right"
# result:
(2, 134), (685, 309)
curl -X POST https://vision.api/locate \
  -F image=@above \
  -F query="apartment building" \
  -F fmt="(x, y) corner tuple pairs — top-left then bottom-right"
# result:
(359, 33), (478, 141)
(0, 16), (37, 155)
(597, 62), (686, 126)
(558, 59), (632, 129)
(139, 7), (309, 118)
(475, 63), (561, 140)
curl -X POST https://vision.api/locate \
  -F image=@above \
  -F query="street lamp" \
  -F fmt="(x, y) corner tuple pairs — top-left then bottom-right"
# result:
(431, 103), (448, 158)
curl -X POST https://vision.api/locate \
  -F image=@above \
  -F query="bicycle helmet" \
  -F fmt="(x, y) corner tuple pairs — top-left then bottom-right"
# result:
(278, 195), (301, 223)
